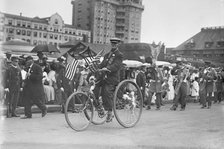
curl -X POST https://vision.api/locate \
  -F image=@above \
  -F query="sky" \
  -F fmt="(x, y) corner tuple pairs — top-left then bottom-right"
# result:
(1, 0), (224, 47)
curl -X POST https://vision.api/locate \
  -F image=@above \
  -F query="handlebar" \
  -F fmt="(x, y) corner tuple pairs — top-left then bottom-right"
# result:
(97, 68), (111, 73)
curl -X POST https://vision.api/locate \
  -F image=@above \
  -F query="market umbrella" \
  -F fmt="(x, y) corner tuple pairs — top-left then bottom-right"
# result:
(155, 61), (171, 67)
(123, 60), (143, 68)
(31, 44), (60, 53)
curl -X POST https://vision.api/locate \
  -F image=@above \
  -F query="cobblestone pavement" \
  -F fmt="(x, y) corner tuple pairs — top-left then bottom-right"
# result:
(0, 103), (224, 149)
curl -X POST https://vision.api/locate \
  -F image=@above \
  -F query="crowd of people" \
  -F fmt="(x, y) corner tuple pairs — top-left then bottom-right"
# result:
(1, 40), (224, 120)
(125, 61), (224, 111)
(0, 37), (124, 122)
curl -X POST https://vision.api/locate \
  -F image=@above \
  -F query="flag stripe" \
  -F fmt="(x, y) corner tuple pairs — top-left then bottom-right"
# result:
(65, 59), (79, 80)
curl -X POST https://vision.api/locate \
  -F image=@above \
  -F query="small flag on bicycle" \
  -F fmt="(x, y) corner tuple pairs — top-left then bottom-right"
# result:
(89, 49), (104, 73)
(94, 49), (104, 62)
(65, 54), (80, 80)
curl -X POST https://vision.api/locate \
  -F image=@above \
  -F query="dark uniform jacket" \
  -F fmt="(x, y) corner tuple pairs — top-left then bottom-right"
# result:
(205, 71), (216, 94)
(23, 63), (45, 103)
(5, 64), (22, 91)
(99, 48), (123, 85)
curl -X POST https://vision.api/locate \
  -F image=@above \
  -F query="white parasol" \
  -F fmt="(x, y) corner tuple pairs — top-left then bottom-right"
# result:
(123, 60), (143, 68)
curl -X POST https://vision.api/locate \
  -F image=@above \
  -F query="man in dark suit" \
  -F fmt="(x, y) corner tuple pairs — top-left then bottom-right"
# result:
(136, 66), (146, 102)
(5, 56), (22, 117)
(93, 37), (123, 122)
(21, 56), (47, 119)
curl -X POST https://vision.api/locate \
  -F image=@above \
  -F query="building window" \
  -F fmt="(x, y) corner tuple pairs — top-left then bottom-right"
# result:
(33, 31), (38, 37)
(22, 22), (26, 27)
(204, 42), (213, 48)
(49, 34), (53, 39)
(54, 34), (58, 40)
(44, 26), (47, 30)
(65, 29), (68, 34)
(17, 21), (21, 26)
(27, 23), (31, 28)
(9, 28), (14, 33)
(217, 41), (224, 47)
(27, 31), (31, 36)
(34, 24), (38, 29)
(16, 29), (21, 35)
(39, 32), (42, 38)
(39, 25), (42, 30)
(64, 36), (68, 41)
(55, 19), (58, 25)
(43, 33), (47, 38)
(8, 20), (13, 25)
(22, 30), (26, 35)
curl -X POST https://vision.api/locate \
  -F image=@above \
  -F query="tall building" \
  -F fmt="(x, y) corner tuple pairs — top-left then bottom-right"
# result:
(172, 26), (224, 65)
(71, 0), (144, 44)
(0, 12), (91, 46)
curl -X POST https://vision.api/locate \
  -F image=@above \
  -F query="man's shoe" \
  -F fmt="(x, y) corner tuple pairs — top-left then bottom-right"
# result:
(201, 106), (206, 109)
(106, 111), (114, 123)
(97, 105), (105, 118)
(21, 116), (32, 119)
(12, 114), (20, 117)
(42, 110), (47, 117)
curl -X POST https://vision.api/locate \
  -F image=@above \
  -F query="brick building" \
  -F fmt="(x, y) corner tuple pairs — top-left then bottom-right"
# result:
(71, 0), (144, 44)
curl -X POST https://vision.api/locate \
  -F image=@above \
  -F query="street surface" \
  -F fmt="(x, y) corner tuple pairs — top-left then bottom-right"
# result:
(0, 103), (224, 149)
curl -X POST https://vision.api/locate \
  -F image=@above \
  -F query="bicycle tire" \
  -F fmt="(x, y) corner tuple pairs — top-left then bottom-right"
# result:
(113, 80), (143, 128)
(64, 91), (93, 131)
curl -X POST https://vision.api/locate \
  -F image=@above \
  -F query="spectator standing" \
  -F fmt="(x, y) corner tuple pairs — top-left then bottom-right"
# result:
(146, 65), (164, 110)
(170, 67), (189, 111)
(204, 68), (217, 109)
(21, 56), (47, 119)
(167, 70), (175, 101)
(191, 77), (199, 102)
(199, 70), (207, 108)
(136, 65), (146, 102)
(214, 72), (223, 103)
(5, 56), (22, 117)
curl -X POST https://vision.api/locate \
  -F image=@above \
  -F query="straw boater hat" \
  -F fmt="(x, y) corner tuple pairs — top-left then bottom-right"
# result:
(110, 37), (121, 44)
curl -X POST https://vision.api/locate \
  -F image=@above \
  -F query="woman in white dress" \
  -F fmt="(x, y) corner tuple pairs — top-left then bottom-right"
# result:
(167, 70), (175, 100)
(191, 77), (199, 102)
(47, 63), (57, 103)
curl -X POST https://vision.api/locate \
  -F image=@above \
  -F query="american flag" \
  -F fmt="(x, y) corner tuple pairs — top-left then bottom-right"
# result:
(88, 49), (104, 73)
(65, 54), (80, 80)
